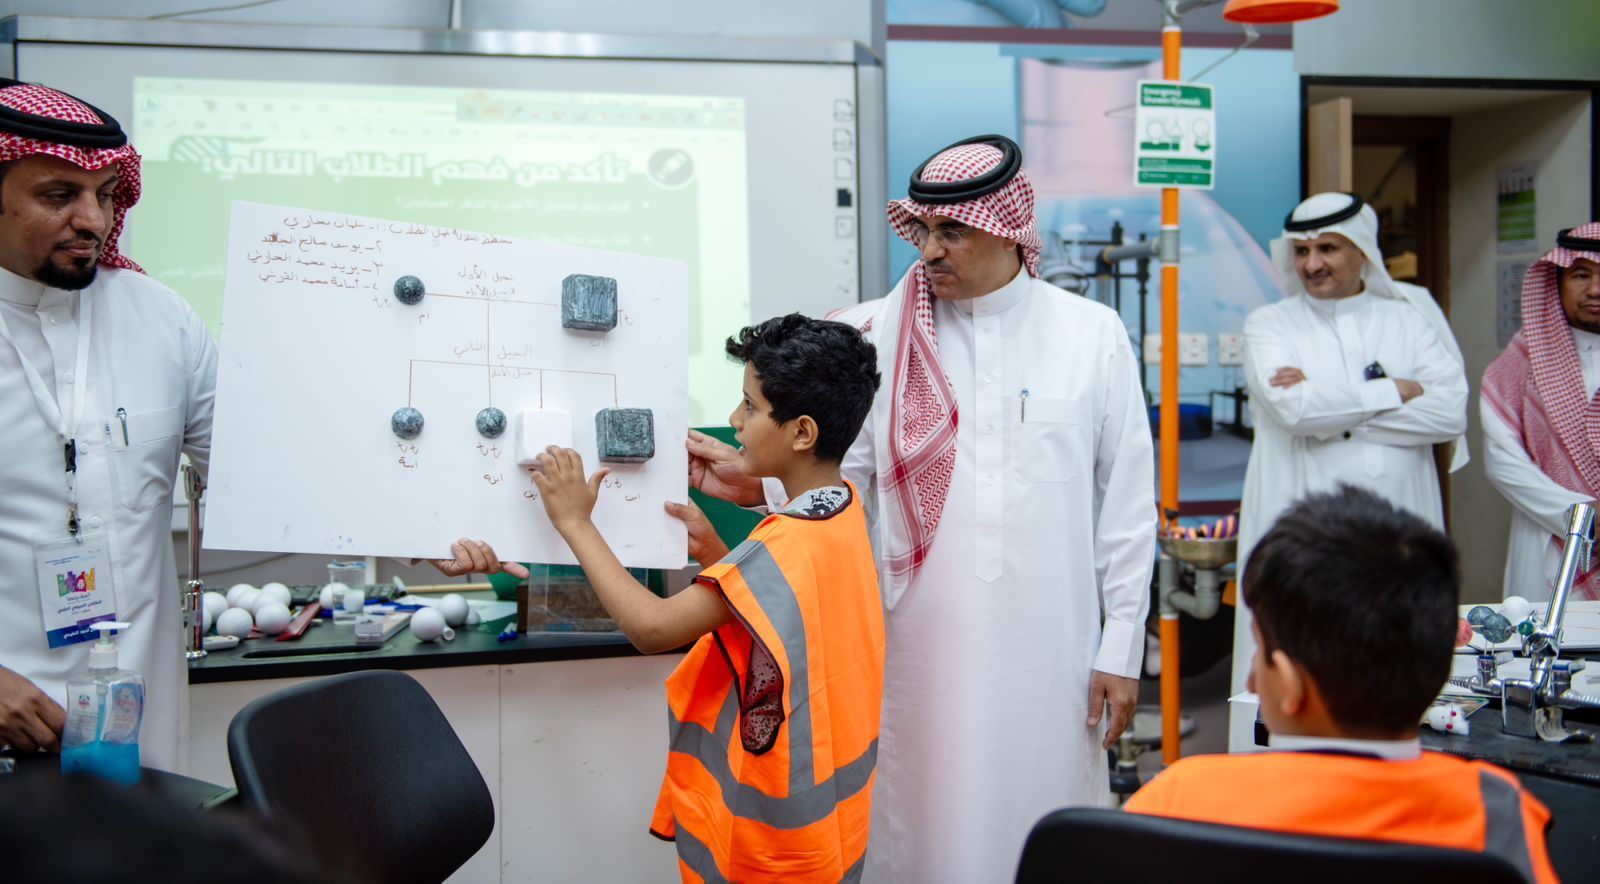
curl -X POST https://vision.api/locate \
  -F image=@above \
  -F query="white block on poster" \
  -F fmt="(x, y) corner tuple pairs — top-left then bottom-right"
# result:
(204, 202), (689, 568)
(514, 410), (574, 467)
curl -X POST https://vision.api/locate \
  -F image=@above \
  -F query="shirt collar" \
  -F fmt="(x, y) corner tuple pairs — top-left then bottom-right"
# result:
(952, 264), (1029, 317)
(0, 263), (47, 307)
(1268, 733), (1422, 760)
(1303, 288), (1372, 319)
(1573, 326), (1600, 352)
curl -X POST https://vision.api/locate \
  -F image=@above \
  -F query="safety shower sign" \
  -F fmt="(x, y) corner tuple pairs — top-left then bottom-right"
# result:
(1134, 81), (1215, 190)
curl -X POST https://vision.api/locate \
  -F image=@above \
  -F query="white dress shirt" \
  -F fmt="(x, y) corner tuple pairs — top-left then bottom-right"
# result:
(1482, 326), (1600, 600)
(0, 263), (217, 772)
(1230, 285), (1468, 751)
(775, 267), (1156, 883)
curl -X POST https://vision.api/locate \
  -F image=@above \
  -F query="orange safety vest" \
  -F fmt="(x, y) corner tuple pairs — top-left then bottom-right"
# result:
(1124, 749), (1558, 883)
(650, 482), (885, 884)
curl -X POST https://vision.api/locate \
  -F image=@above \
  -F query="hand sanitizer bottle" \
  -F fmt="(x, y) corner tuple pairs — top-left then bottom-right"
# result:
(61, 621), (144, 785)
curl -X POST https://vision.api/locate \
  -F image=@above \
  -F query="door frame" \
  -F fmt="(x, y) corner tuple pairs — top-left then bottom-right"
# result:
(1300, 75), (1599, 218)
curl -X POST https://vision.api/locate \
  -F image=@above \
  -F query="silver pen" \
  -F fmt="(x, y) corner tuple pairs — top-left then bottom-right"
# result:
(1020, 388), (1029, 423)
(116, 407), (129, 445)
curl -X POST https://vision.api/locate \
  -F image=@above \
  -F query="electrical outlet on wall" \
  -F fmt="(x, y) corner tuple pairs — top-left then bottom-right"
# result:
(1143, 334), (1163, 364)
(1217, 333), (1245, 366)
(1179, 333), (1209, 366)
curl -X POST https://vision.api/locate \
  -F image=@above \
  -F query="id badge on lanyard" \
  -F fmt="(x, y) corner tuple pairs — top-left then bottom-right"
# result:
(0, 291), (114, 646)
(34, 531), (118, 648)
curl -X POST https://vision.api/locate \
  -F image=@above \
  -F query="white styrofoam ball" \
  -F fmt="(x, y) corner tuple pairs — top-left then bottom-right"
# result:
(465, 608), (482, 626)
(320, 582), (348, 611)
(410, 607), (447, 642)
(216, 607), (255, 639)
(438, 593), (469, 627)
(226, 583), (256, 607)
(1501, 595), (1534, 625)
(202, 591), (229, 633)
(255, 602), (293, 635)
(258, 583), (292, 611)
(234, 587), (261, 613)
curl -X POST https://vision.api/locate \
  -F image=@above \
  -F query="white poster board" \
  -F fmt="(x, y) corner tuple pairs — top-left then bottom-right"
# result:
(204, 201), (689, 568)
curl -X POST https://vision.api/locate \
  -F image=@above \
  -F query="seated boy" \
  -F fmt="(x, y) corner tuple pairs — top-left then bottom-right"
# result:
(1125, 485), (1557, 882)
(529, 313), (885, 884)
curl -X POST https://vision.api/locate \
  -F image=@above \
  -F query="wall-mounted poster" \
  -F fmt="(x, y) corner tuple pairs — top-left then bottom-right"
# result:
(1498, 259), (1530, 349)
(1497, 162), (1538, 255)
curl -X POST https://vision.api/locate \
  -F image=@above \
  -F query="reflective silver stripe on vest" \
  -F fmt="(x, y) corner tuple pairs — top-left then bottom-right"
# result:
(1478, 769), (1536, 882)
(734, 539), (816, 790)
(674, 823), (732, 884)
(667, 538), (878, 831)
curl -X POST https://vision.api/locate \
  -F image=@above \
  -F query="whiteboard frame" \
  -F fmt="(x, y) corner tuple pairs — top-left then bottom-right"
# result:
(0, 13), (888, 302)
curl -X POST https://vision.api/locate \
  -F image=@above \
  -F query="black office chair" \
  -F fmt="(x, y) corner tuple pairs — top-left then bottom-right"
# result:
(226, 670), (494, 884)
(1016, 807), (1528, 884)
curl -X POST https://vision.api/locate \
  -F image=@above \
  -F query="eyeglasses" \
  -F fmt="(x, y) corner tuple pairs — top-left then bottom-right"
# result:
(910, 222), (976, 250)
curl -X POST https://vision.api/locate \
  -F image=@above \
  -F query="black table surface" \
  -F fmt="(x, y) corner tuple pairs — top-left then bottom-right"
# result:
(187, 613), (646, 684)
(1, 752), (233, 810)
(1421, 701), (1600, 786)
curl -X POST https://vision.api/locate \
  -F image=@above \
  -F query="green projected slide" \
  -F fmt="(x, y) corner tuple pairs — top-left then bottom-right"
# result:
(132, 77), (751, 425)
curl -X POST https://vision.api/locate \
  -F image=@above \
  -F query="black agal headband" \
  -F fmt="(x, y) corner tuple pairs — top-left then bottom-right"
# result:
(907, 134), (1023, 205)
(0, 79), (127, 150)
(1283, 192), (1365, 232)
(1557, 227), (1600, 252)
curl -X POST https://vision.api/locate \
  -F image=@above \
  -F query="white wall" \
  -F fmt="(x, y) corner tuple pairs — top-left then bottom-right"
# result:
(1295, 0), (1600, 82)
(1447, 93), (1593, 602)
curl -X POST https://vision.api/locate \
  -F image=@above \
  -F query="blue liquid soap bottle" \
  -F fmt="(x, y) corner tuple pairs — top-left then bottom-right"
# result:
(60, 621), (144, 785)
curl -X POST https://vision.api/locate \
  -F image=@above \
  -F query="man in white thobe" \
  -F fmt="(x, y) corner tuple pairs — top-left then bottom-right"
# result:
(1482, 224), (1600, 602)
(0, 81), (217, 771)
(688, 135), (1154, 882)
(1228, 192), (1468, 752)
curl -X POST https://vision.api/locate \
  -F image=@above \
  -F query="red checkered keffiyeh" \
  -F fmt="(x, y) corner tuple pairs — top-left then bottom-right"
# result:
(0, 82), (143, 272)
(874, 140), (1042, 581)
(1483, 222), (1600, 599)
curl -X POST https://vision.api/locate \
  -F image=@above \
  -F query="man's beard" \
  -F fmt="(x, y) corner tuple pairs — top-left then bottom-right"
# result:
(1569, 315), (1600, 335)
(34, 254), (99, 290)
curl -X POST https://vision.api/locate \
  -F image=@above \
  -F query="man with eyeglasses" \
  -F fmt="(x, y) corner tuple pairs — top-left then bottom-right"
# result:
(688, 134), (1155, 882)
(1482, 223), (1600, 603)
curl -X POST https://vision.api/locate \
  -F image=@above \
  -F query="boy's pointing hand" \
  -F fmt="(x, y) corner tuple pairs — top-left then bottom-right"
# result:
(531, 446), (608, 532)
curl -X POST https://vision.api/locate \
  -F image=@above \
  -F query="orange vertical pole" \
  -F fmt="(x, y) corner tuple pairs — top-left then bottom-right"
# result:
(1158, 17), (1184, 767)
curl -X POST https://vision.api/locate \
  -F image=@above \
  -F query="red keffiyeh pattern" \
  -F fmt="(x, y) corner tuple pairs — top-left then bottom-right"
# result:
(877, 142), (1041, 580)
(0, 83), (144, 272)
(1483, 222), (1600, 599)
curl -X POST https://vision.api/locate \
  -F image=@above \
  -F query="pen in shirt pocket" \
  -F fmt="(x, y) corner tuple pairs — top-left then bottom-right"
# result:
(115, 407), (129, 445)
(1019, 388), (1029, 423)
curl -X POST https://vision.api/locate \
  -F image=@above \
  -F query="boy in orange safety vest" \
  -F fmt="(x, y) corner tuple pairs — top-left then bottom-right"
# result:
(530, 313), (885, 884)
(1126, 484), (1558, 882)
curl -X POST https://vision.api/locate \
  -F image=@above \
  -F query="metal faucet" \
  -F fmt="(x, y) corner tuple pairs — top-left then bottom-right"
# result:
(182, 463), (206, 660)
(1494, 502), (1600, 740)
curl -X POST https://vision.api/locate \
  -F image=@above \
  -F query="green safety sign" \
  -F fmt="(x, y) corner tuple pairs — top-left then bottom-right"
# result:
(1134, 81), (1215, 190)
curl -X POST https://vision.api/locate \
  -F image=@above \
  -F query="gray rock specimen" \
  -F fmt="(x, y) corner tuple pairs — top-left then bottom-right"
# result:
(595, 408), (654, 463)
(561, 274), (618, 331)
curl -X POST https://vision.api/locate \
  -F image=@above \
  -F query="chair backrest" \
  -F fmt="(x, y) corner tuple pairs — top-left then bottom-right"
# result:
(227, 670), (494, 884)
(1016, 807), (1528, 884)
